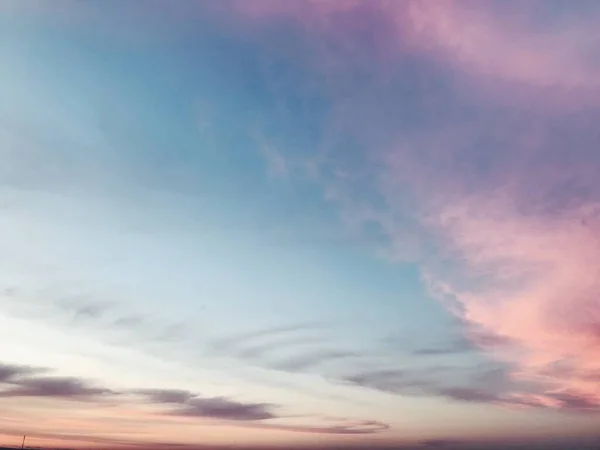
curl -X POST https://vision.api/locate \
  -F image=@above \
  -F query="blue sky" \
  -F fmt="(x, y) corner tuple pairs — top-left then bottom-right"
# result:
(1, 2), (600, 449)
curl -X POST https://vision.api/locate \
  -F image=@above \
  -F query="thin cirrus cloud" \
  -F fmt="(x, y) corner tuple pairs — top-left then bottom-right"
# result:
(207, 323), (363, 374)
(2, 287), (192, 350)
(244, 419), (389, 436)
(206, 322), (533, 409)
(338, 363), (600, 413)
(338, 364), (514, 405)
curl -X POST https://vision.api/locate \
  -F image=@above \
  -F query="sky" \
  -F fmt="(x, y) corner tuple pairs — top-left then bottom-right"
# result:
(0, 1), (600, 449)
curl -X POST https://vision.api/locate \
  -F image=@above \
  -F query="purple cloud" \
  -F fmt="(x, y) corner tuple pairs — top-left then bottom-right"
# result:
(0, 376), (113, 400)
(134, 388), (197, 404)
(0, 362), (43, 383)
(133, 389), (276, 421)
(172, 396), (276, 421)
(435, 387), (500, 404)
(248, 418), (390, 435)
(132, 386), (390, 432)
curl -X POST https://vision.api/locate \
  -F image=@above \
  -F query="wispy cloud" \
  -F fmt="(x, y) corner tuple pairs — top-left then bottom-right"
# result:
(259, 141), (289, 180)
(207, 323), (360, 374)
(135, 388), (197, 405)
(2, 285), (192, 351)
(412, 339), (472, 357)
(266, 349), (361, 373)
(132, 379), (380, 429)
(0, 360), (391, 439)
(171, 397), (276, 422)
(246, 418), (390, 435)
(133, 388), (276, 421)
(336, 360), (596, 411)
(341, 369), (413, 395)
(0, 376), (114, 400)
(421, 439), (462, 448)
(0, 362), (44, 383)
(406, 1), (600, 91)
(0, 361), (116, 402)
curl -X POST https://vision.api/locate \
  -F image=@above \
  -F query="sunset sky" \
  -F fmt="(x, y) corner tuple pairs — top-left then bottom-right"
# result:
(1, 1), (600, 449)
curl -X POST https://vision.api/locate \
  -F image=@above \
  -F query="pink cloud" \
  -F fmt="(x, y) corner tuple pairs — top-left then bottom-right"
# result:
(230, 0), (362, 21)
(422, 195), (600, 409)
(371, 117), (600, 409)
(226, 0), (600, 110)
(405, 1), (600, 89)
(362, 91), (600, 408)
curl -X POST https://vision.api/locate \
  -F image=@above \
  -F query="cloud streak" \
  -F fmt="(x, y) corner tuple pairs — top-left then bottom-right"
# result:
(207, 324), (361, 374)
(171, 397), (276, 421)
(246, 418), (389, 435)
(0, 375), (114, 400)
(134, 388), (277, 421)
(0, 363), (43, 383)
(0, 361), (391, 438)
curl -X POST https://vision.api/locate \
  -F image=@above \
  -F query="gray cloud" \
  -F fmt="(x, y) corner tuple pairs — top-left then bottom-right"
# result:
(340, 369), (416, 394)
(412, 340), (472, 356)
(234, 335), (323, 361)
(338, 362), (528, 406)
(68, 301), (112, 321)
(421, 439), (463, 448)
(2, 285), (190, 350)
(0, 362), (44, 383)
(408, 324), (516, 358)
(133, 387), (389, 430)
(209, 323), (322, 353)
(538, 392), (600, 412)
(0, 376), (114, 400)
(434, 387), (500, 403)
(135, 388), (197, 404)
(247, 418), (390, 435)
(172, 396), (277, 421)
(111, 313), (145, 328)
(266, 349), (361, 373)
(338, 362), (600, 412)
(134, 387), (277, 421)
(207, 323), (363, 375)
